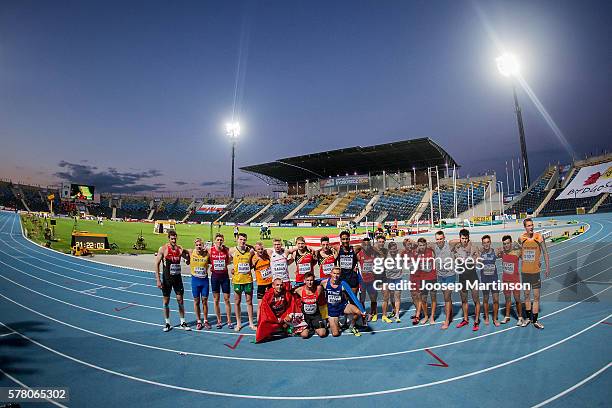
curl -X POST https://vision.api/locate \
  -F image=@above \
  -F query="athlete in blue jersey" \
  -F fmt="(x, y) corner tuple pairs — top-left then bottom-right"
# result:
(321, 267), (364, 337)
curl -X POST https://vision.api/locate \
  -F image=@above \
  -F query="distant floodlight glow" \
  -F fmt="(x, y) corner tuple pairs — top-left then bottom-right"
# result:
(225, 122), (241, 138)
(496, 53), (520, 77)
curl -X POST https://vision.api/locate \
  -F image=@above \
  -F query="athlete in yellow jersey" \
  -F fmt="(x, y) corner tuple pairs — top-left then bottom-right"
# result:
(252, 241), (273, 323)
(230, 233), (255, 331)
(187, 238), (211, 330)
(519, 218), (550, 329)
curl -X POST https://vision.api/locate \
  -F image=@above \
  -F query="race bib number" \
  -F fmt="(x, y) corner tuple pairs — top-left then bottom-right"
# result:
(328, 294), (341, 304)
(339, 255), (353, 270)
(362, 262), (373, 273)
(193, 267), (207, 278)
(213, 259), (226, 270)
(298, 263), (311, 274)
(272, 262), (289, 281)
(483, 264), (496, 275)
(322, 263), (334, 276)
(420, 259), (432, 272)
(503, 262), (515, 275)
(523, 250), (536, 262)
(237, 263), (251, 274)
(259, 267), (271, 280)
(303, 302), (317, 314)
(169, 264), (181, 275)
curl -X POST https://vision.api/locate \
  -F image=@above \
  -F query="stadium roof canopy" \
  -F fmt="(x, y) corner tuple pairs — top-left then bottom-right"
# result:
(240, 138), (458, 184)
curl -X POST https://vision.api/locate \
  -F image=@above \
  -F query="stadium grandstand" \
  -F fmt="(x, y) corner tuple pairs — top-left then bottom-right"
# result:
(2, 149), (610, 226)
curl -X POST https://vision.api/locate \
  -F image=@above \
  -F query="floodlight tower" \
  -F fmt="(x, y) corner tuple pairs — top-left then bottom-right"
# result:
(496, 53), (531, 189)
(226, 122), (240, 199)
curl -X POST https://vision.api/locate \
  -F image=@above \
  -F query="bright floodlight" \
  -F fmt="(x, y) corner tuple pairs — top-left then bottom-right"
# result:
(496, 53), (520, 77)
(225, 122), (240, 138)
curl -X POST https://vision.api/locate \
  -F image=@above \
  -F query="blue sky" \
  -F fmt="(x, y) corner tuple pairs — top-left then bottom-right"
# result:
(1, 0), (610, 195)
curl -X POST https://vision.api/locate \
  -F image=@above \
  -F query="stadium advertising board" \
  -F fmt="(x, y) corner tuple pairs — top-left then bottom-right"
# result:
(196, 204), (227, 214)
(70, 184), (95, 201)
(556, 162), (612, 200)
(319, 174), (369, 188)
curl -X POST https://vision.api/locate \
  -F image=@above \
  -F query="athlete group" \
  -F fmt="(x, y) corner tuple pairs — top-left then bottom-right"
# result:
(154, 217), (550, 339)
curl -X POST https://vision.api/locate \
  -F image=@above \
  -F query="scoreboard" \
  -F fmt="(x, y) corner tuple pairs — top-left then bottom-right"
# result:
(71, 231), (110, 251)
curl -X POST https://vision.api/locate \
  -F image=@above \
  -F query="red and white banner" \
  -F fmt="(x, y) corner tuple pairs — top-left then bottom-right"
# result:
(556, 162), (612, 200)
(196, 204), (227, 214)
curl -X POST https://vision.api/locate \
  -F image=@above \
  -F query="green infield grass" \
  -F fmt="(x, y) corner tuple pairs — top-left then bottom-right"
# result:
(20, 214), (370, 254)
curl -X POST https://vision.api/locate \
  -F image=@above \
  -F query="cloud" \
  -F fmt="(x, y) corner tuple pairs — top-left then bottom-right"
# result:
(174, 181), (189, 186)
(200, 180), (226, 187)
(54, 161), (164, 193)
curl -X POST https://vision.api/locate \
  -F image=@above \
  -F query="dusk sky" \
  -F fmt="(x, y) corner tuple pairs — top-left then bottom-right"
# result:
(1, 0), (610, 196)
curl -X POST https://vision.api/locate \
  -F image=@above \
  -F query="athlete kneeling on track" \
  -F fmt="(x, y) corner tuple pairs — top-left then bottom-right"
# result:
(321, 267), (365, 337)
(294, 271), (328, 338)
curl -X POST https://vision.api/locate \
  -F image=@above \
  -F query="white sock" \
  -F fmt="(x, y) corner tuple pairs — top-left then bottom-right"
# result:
(165, 318), (170, 325)
(180, 317), (186, 324)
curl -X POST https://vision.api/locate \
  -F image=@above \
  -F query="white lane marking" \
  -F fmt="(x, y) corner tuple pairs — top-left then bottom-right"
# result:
(531, 362), (612, 408)
(0, 312), (609, 400)
(0, 273), (608, 363)
(0, 366), (68, 408)
(0, 332), (17, 337)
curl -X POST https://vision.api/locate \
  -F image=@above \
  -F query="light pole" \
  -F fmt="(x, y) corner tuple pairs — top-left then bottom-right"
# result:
(497, 53), (531, 189)
(225, 122), (240, 199)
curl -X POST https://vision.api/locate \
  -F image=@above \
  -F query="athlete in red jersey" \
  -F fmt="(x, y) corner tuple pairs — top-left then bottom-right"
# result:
(209, 233), (233, 329)
(294, 272), (327, 338)
(499, 235), (524, 326)
(154, 230), (191, 332)
(357, 237), (379, 320)
(413, 238), (437, 325)
(289, 236), (316, 285)
(316, 236), (337, 279)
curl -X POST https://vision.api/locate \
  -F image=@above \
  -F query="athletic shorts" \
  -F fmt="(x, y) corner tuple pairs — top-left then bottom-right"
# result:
(328, 302), (348, 318)
(191, 276), (209, 298)
(361, 280), (378, 297)
(521, 272), (541, 289)
(234, 282), (253, 294)
(256, 283), (272, 299)
(161, 274), (184, 297)
(420, 279), (437, 295)
(341, 270), (359, 289)
(211, 274), (231, 294)
(479, 272), (499, 294)
(458, 269), (478, 290)
(304, 313), (326, 330)
(437, 275), (456, 286)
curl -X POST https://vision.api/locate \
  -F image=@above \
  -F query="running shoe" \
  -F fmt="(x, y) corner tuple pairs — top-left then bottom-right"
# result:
(203, 321), (212, 330)
(216, 323), (223, 329)
(533, 321), (544, 330)
(387, 312), (396, 318)
(521, 319), (531, 328)
(412, 317), (420, 325)
(180, 322), (191, 331)
(382, 315), (393, 323)
(370, 314), (378, 322)
(456, 320), (469, 328)
(196, 322), (203, 331)
(501, 316), (511, 324)
(227, 322), (235, 330)
(472, 322), (479, 332)
(350, 327), (361, 337)
(163, 323), (172, 332)
(516, 317), (524, 327)
(394, 317), (401, 323)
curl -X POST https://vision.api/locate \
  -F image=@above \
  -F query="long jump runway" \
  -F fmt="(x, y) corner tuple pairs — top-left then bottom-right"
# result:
(0, 211), (610, 407)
